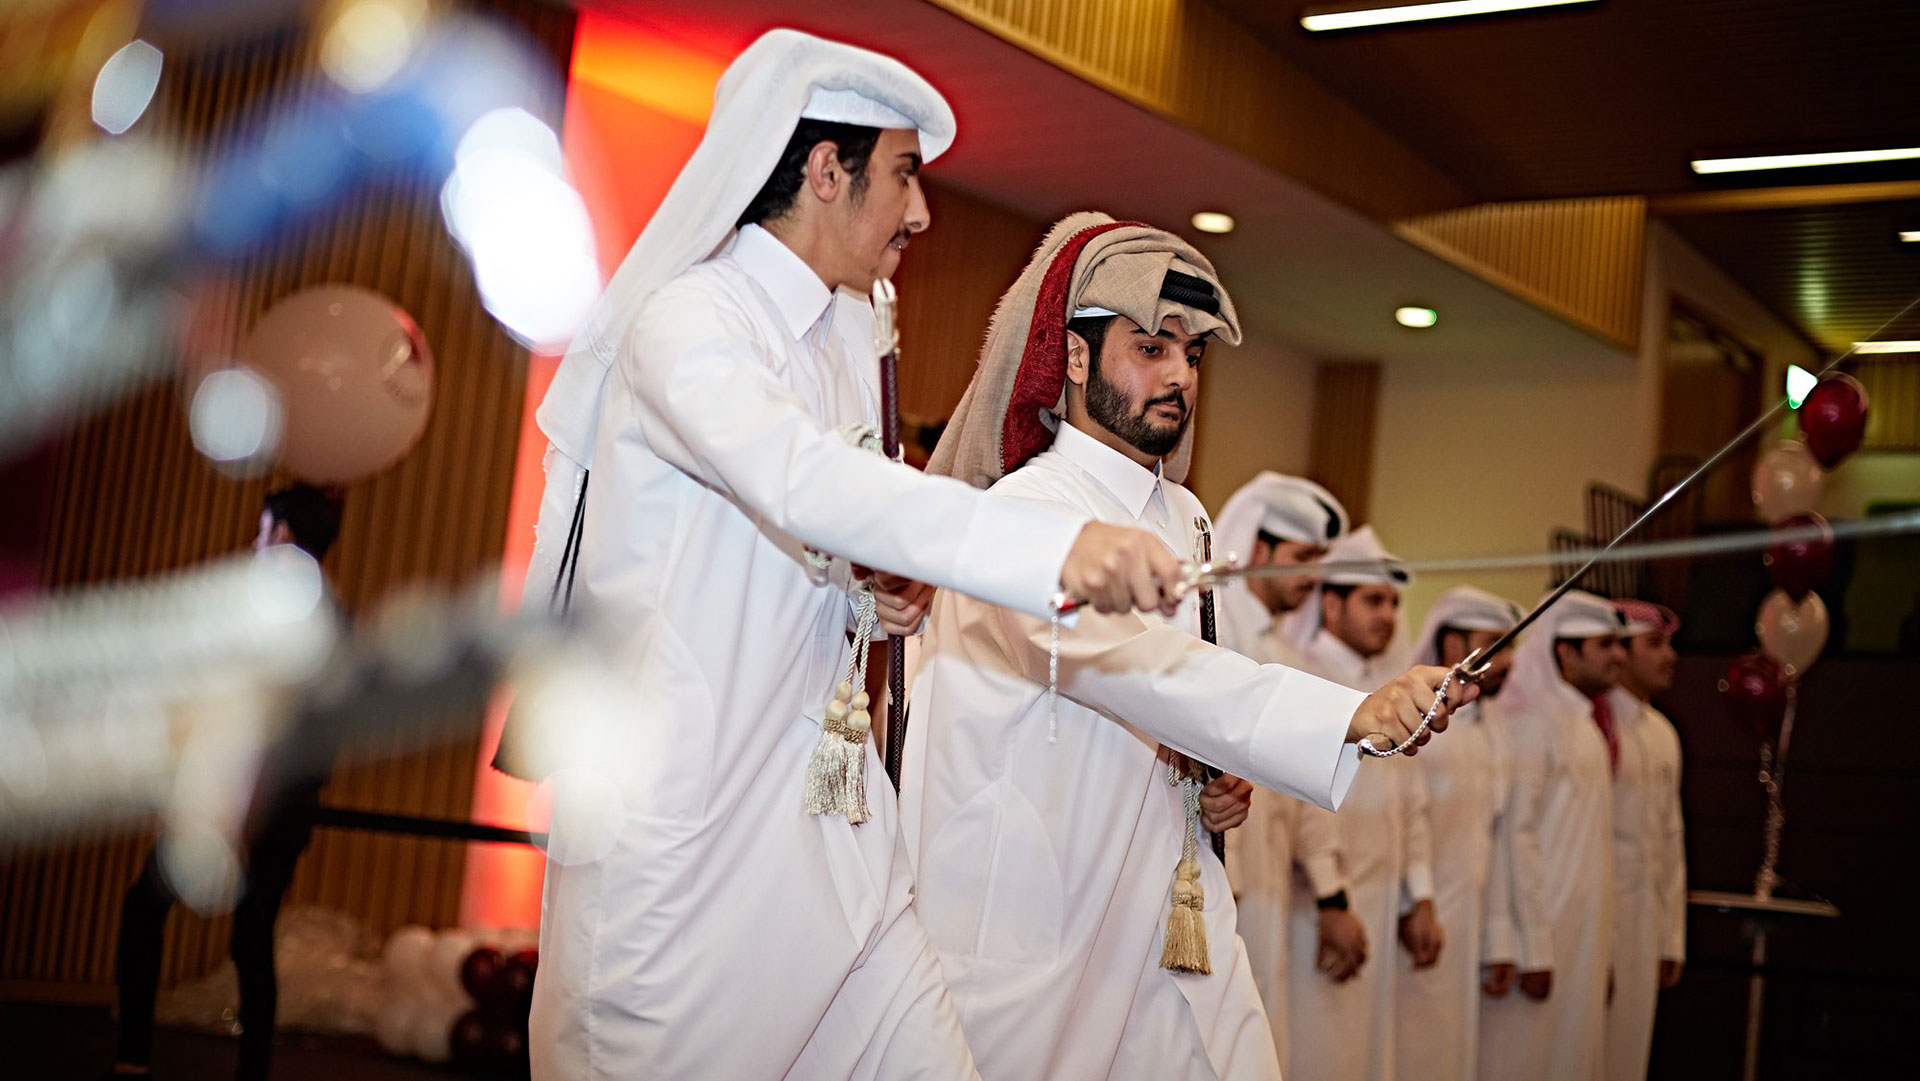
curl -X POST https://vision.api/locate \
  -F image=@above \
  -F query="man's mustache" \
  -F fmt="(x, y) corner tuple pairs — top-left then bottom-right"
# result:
(1143, 392), (1187, 420)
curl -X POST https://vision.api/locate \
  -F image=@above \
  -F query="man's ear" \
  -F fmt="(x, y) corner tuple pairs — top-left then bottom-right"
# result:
(271, 521), (295, 547)
(1065, 331), (1091, 388)
(803, 140), (846, 205)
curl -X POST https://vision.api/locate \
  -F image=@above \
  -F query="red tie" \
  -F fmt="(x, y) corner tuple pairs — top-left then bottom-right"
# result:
(1590, 693), (1619, 775)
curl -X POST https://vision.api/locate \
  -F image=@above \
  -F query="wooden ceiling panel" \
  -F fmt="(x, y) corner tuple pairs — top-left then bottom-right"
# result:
(1665, 198), (1920, 354)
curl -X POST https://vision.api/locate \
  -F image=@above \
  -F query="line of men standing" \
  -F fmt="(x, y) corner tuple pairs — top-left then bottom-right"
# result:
(1217, 476), (1689, 1081)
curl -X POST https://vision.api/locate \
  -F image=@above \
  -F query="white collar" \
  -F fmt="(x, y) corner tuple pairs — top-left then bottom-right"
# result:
(1311, 628), (1374, 670)
(1052, 421), (1163, 521)
(733, 224), (834, 342)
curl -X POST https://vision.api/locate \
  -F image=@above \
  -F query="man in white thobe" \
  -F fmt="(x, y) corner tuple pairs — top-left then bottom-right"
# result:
(1286, 526), (1437, 1081)
(903, 212), (1471, 1080)
(1213, 474), (1350, 1064)
(1602, 600), (1688, 1081)
(1478, 590), (1626, 1081)
(509, 34), (1187, 1081)
(1392, 587), (1523, 1081)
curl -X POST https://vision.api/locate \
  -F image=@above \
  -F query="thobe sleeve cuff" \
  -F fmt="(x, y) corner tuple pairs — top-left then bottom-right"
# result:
(1303, 853), (1347, 901)
(1520, 928), (1555, 971)
(1482, 919), (1518, 964)
(1403, 862), (1437, 905)
(1246, 675), (1366, 811)
(1664, 924), (1687, 962)
(953, 493), (1088, 621)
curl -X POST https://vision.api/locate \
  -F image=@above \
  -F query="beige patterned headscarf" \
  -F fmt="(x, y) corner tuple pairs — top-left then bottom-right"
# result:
(927, 211), (1240, 489)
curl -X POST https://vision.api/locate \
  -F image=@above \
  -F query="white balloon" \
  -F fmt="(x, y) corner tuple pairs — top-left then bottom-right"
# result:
(409, 994), (465, 1064)
(431, 927), (479, 1000)
(242, 284), (435, 484)
(1751, 441), (1825, 522)
(375, 994), (423, 1057)
(383, 924), (436, 996)
(1757, 588), (1830, 678)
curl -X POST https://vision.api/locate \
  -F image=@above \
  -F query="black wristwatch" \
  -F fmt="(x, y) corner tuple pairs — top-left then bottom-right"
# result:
(1316, 889), (1350, 912)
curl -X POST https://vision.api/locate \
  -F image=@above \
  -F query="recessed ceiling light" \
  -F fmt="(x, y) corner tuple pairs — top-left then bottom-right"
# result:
(1300, 0), (1596, 33)
(1191, 211), (1235, 234)
(1853, 340), (1920, 354)
(1901, 230), (1920, 243)
(1395, 306), (1439, 329)
(1691, 147), (1920, 175)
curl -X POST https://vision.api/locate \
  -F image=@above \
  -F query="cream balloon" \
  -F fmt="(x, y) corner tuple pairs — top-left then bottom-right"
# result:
(430, 927), (479, 1001)
(1756, 588), (1829, 678)
(1751, 441), (1824, 522)
(374, 994), (422, 1057)
(382, 924), (437, 995)
(409, 994), (465, 1064)
(242, 285), (434, 484)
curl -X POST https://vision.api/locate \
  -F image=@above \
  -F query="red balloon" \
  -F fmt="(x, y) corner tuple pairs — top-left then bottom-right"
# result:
(1797, 373), (1869, 468)
(1719, 652), (1788, 741)
(508, 949), (538, 1017)
(1764, 512), (1836, 600)
(489, 1022), (530, 1077)
(449, 1009), (491, 1068)
(486, 952), (535, 1016)
(460, 946), (504, 1002)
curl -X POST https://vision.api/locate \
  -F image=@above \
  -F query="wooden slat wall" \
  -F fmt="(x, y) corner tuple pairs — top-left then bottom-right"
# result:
(921, 0), (1469, 222)
(1856, 356), (1920, 452)
(0, 0), (575, 1000)
(891, 179), (1046, 428)
(1306, 361), (1381, 522)
(1394, 196), (1648, 352)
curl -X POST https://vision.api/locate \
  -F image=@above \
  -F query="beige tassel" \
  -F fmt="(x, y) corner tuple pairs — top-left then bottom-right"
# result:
(803, 688), (851, 817)
(804, 682), (873, 823)
(842, 692), (871, 825)
(1160, 856), (1211, 973)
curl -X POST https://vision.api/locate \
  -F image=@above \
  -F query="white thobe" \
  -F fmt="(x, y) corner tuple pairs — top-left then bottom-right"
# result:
(1477, 679), (1614, 1081)
(1221, 607), (1312, 1065)
(902, 422), (1369, 1080)
(529, 225), (1090, 1081)
(1603, 696), (1686, 1081)
(1287, 631), (1435, 1081)
(1391, 698), (1505, 1081)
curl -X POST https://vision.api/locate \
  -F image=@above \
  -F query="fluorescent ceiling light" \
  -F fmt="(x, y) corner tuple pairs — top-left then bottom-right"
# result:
(1191, 211), (1235, 234)
(1691, 147), (1920, 175)
(1784, 364), (1817, 408)
(1301, 0), (1595, 32)
(1900, 230), (1920, 243)
(1853, 340), (1920, 354)
(1395, 306), (1439, 328)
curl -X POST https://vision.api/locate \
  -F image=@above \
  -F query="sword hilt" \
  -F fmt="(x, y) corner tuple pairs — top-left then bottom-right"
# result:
(1355, 647), (1484, 759)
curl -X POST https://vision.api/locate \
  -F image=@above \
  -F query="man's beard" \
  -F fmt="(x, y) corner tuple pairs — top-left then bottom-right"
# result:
(1085, 353), (1188, 458)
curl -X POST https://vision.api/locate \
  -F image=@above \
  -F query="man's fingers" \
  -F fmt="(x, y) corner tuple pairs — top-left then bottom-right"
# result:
(1127, 542), (1166, 615)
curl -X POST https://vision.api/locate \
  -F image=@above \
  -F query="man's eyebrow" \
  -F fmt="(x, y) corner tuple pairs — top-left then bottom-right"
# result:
(1145, 327), (1211, 346)
(898, 152), (922, 173)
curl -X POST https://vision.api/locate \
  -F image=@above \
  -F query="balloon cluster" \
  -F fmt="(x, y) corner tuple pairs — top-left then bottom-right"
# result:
(1725, 373), (1870, 738)
(377, 924), (536, 1078)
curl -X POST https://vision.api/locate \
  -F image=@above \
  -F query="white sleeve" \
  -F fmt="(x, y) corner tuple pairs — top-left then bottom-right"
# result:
(620, 287), (1087, 620)
(1000, 604), (1367, 810)
(1481, 722), (1518, 964)
(1657, 721), (1688, 962)
(1226, 787), (1281, 900)
(1502, 716), (1556, 972)
(1401, 761), (1437, 907)
(1295, 802), (1349, 900)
